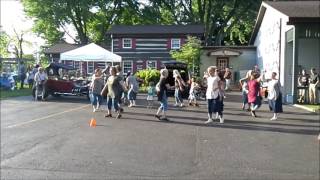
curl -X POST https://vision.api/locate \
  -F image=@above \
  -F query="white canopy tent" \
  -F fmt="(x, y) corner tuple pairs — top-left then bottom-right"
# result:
(60, 43), (121, 74)
(60, 43), (121, 62)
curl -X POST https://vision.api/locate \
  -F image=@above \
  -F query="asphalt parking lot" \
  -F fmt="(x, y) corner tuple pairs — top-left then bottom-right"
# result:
(1, 92), (319, 180)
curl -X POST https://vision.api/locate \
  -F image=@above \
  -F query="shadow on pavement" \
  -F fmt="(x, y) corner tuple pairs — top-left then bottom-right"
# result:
(124, 111), (319, 136)
(46, 96), (90, 104)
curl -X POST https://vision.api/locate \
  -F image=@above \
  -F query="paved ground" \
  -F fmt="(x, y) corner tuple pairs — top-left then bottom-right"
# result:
(1, 91), (319, 180)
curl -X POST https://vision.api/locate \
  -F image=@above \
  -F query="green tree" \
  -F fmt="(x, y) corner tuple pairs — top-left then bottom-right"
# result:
(22, 0), (143, 45)
(0, 30), (10, 58)
(170, 36), (201, 76)
(135, 69), (160, 88)
(146, 0), (261, 45)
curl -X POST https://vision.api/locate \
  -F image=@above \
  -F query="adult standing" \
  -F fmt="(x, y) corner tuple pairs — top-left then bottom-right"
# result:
(126, 71), (139, 107)
(115, 65), (125, 112)
(90, 68), (104, 112)
(308, 68), (319, 104)
(155, 69), (172, 121)
(224, 67), (232, 91)
(27, 64), (35, 88)
(173, 69), (186, 107)
(267, 72), (283, 120)
(18, 61), (27, 89)
(104, 66), (123, 119)
(297, 69), (309, 103)
(34, 67), (48, 101)
(205, 66), (224, 124)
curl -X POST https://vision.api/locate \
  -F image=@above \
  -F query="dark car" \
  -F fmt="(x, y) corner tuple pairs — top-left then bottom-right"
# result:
(32, 63), (90, 99)
(162, 61), (190, 97)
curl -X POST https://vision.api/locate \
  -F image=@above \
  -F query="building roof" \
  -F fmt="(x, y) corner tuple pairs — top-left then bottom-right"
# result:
(106, 25), (205, 35)
(202, 46), (256, 50)
(43, 42), (82, 54)
(264, 1), (320, 18)
(249, 1), (320, 45)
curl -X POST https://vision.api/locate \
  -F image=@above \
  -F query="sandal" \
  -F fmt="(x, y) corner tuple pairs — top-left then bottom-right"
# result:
(105, 114), (112, 118)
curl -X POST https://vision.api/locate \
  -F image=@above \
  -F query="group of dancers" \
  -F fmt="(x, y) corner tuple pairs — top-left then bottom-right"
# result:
(90, 64), (283, 123)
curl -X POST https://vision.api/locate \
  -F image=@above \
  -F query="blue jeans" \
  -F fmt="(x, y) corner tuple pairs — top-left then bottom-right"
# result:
(107, 97), (119, 111)
(160, 93), (168, 111)
(128, 89), (137, 100)
(91, 93), (102, 106)
(174, 88), (183, 104)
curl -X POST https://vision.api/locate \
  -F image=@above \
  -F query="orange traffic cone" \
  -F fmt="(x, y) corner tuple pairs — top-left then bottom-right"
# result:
(89, 118), (97, 127)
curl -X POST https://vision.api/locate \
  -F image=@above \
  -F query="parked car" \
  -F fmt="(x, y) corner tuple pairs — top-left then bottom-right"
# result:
(162, 61), (190, 97)
(0, 72), (17, 90)
(32, 63), (91, 99)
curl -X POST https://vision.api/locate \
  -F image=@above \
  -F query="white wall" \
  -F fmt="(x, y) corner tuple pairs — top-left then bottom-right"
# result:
(254, 3), (293, 81)
(200, 49), (256, 81)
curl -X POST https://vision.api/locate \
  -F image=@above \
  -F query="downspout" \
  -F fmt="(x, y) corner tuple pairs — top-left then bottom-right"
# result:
(111, 34), (114, 66)
(278, 18), (282, 81)
(292, 26), (299, 104)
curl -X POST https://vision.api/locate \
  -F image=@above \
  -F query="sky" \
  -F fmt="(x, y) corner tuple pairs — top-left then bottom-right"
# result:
(0, 0), (76, 56)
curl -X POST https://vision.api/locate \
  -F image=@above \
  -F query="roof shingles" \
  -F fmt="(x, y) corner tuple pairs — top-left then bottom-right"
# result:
(265, 1), (320, 18)
(106, 25), (205, 35)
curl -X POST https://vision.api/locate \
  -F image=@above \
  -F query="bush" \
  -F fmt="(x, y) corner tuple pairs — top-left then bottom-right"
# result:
(135, 69), (160, 87)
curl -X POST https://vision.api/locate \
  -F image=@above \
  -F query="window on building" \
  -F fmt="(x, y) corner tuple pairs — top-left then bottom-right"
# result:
(123, 61), (133, 73)
(171, 39), (181, 49)
(216, 57), (229, 70)
(147, 61), (157, 69)
(87, 61), (94, 74)
(123, 38), (132, 48)
(74, 61), (80, 70)
(137, 64), (143, 71)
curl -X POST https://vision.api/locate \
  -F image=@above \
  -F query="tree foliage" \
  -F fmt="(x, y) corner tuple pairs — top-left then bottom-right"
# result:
(0, 31), (10, 58)
(22, 0), (261, 46)
(135, 69), (160, 87)
(148, 0), (261, 45)
(22, 0), (142, 45)
(170, 36), (201, 76)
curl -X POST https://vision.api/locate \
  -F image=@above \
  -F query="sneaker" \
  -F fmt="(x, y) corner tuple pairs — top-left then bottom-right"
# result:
(205, 119), (213, 124)
(180, 104), (184, 107)
(160, 117), (170, 121)
(93, 108), (96, 112)
(174, 104), (179, 107)
(128, 104), (133, 108)
(116, 114), (122, 119)
(219, 117), (224, 124)
(270, 117), (277, 121)
(155, 114), (161, 120)
(104, 114), (112, 118)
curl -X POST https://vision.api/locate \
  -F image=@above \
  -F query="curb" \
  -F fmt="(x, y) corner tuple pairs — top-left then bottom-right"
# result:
(293, 104), (319, 113)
